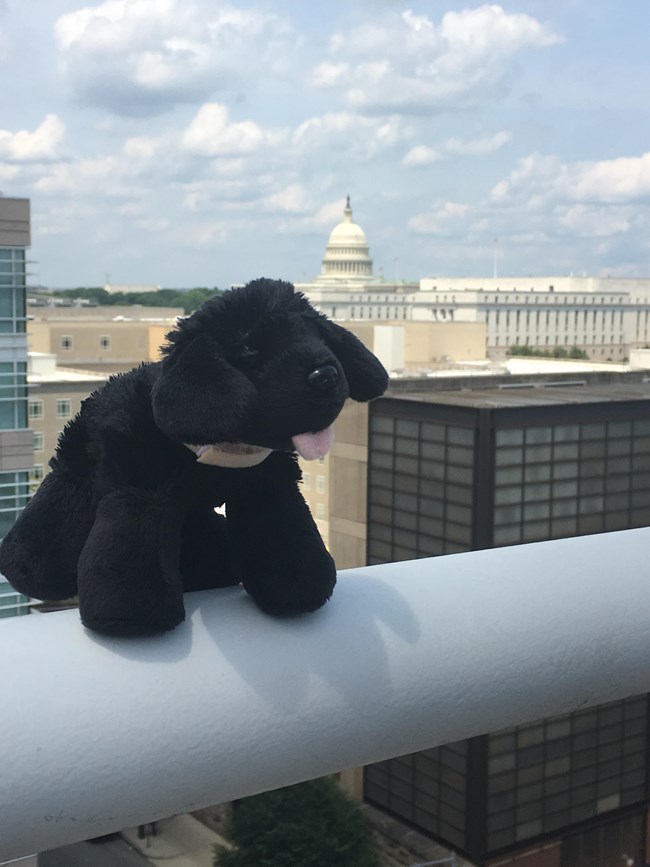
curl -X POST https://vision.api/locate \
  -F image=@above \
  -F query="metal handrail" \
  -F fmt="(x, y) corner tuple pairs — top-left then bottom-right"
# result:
(1, 527), (649, 859)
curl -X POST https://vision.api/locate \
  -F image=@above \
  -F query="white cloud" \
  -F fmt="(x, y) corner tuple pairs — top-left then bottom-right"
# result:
(490, 152), (566, 204)
(313, 5), (562, 114)
(311, 62), (349, 88)
(445, 130), (512, 156)
(0, 115), (66, 162)
(568, 153), (650, 203)
(556, 204), (632, 238)
(404, 130), (511, 166)
(292, 112), (411, 161)
(261, 184), (313, 215)
(55, 0), (294, 116)
(403, 145), (442, 167)
(33, 133), (159, 197)
(492, 151), (650, 206)
(409, 201), (471, 235)
(181, 103), (282, 158)
(278, 199), (350, 236)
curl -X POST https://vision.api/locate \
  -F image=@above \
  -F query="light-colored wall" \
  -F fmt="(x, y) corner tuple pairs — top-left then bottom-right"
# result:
(401, 321), (485, 365)
(149, 324), (171, 360)
(27, 321), (175, 367)
(300, 400), (370, 570)
(28, 379), (107, 488)
(346, 321), (486, 370)
(329, 401), (369, 569)
(299, 455), (330, 545)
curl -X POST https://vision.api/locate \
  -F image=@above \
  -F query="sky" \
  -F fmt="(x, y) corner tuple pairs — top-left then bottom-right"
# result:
(1, 0), (650, 288)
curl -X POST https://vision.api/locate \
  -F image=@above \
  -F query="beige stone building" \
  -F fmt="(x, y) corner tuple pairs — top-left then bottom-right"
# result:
(346, 320), (486, 372)
(299, 399), (370, 571)
(27, 306), (183, 373)
(27, 353), (107, 490)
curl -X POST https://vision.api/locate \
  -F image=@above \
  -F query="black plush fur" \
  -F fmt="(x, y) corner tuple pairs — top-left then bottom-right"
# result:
(0, 279), (388, 636)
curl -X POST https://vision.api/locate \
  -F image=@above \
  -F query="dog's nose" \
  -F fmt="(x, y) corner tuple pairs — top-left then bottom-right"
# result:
(307, 365), (339, 389)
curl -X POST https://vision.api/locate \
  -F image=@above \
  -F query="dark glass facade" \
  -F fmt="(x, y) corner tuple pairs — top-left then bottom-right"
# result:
(368, 415), (475, 563)
(486, 697), (647, 851)
(364, 390), (650, 864)
(365, 741), (469, 851)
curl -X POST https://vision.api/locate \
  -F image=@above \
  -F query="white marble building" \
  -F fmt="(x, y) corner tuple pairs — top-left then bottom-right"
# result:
(298, 199), (650, 361)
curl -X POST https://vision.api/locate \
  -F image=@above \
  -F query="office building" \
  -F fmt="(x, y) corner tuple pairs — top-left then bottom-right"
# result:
(298, 198), (650, 361)
(27, 305), (183, 373)
(0, 197), (33, 618)
(363, 381), (650, 866)
(27, 352), (107, 491)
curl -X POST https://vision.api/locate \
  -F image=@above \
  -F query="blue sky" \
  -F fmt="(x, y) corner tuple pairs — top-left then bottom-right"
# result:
(1, 0), (649, 288)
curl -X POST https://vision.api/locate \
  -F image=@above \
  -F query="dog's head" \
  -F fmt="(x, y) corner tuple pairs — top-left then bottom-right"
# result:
(151, 279), (388, 466)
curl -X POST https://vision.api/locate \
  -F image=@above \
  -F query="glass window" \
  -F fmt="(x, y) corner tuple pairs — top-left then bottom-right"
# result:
(496, 428), (524, 447)
(60, 335), (73, 350)
(33, 432), (43, 451)
(56, 399), (71, 419)
(28, 399), (43, 420)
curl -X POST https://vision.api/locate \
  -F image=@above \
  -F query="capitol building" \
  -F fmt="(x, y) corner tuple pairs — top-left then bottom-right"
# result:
(299, 197), (650, 362)
(316, 195), (374, 284)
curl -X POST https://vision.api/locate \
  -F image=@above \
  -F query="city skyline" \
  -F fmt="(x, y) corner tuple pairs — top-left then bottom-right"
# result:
(1, 0), (649, 287)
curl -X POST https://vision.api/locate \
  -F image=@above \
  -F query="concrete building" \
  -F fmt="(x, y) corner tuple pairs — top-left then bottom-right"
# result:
(27, 353), (107, 491)
(360, 379), (650, 866)
(27, 306), (182, 372)
(417, 276), (650, 361)
(346, 320), (487, 373)
(300, 399), (371, 567)
(0, 196), (34, 618)
(297, 198), (650, 362)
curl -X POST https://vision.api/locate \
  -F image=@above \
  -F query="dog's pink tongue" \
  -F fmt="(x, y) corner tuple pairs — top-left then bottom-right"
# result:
(292, 426), (335, 461)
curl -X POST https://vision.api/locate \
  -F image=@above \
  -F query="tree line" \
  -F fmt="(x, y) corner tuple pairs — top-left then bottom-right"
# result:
(509, 344), (589, 359)
(48, 287), (223, 315)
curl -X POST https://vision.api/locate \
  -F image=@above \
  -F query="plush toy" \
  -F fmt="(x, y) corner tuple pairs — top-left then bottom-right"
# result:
(0, 279), (388, 636)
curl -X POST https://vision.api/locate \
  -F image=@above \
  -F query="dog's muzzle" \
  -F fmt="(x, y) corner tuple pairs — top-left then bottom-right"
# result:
(307, 365), (339, 388)
(185, 424), (336, 467)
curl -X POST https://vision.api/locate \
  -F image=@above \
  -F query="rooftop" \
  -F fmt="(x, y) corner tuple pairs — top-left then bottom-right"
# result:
(385, 380), (650, 410)
(27, 352), (109, 384)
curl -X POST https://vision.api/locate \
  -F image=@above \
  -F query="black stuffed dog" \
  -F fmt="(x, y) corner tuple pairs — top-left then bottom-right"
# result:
(0, 279), (388, 636)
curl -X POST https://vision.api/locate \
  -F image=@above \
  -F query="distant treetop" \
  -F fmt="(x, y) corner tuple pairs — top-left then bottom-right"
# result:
(49, 286), (223, 315)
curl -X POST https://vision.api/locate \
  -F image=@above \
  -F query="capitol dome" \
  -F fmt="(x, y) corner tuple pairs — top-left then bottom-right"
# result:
(320, 196), (373, 282)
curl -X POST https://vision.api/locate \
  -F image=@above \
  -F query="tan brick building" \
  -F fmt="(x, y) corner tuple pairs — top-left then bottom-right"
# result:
(27, 305), (183, 373)
(27, 353), (107, 489)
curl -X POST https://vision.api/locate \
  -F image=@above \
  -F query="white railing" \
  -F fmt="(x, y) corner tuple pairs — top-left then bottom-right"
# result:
(1, 528), (649, 860)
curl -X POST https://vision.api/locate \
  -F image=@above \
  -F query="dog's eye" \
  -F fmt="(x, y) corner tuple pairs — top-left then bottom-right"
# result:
(239, 345), (260, 364)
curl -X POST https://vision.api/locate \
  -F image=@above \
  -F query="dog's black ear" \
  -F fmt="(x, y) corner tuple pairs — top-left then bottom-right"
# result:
(317, 319), (389, 402)
(151, 333), (256, 442)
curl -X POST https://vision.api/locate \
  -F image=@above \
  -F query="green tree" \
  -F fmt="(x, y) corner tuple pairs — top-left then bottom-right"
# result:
(214, 777), (379, 867)
(49, 286), (223, 314)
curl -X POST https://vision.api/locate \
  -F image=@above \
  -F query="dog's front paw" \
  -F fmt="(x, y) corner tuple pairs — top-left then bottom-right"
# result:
(243, 550), (337, 617)
(80, 607), (185, 637)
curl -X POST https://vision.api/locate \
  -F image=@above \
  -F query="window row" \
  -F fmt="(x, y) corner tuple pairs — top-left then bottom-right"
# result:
(496, 420), (650, 447)
(60, 335), (111, 350)
(27, 399), (71, 420)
